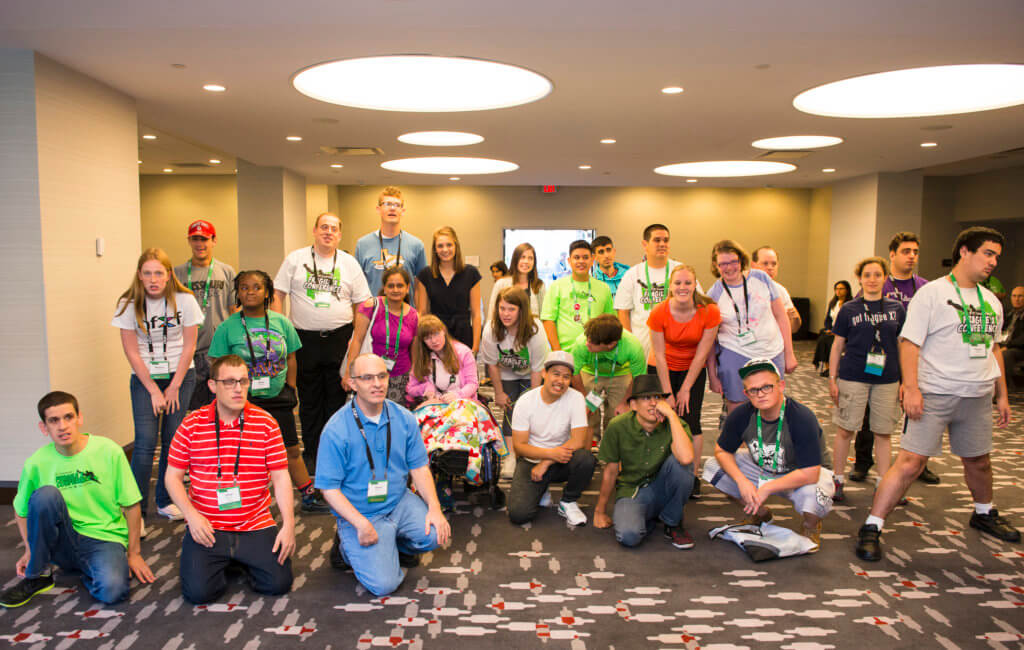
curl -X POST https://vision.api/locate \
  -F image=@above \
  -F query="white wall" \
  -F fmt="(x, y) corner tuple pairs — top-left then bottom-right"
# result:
(826, 174), (879, 305)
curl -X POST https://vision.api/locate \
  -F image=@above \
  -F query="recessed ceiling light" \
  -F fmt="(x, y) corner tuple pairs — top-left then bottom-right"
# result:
(686, 179), (698, 183)
(208, 159), (221, 164)
(397, 131), (484, 146)
(794, 64), (1024, 118)
(163, 168), (173, 173)
(137, 160), (142, 164)
(600, 138), (616, 144)
(142, 134), (157, 140)
(751, 135), (843, 150)
(380, 157), (518, 175)
(292, 55), (552, 112)
(920, 142), (938, 148)
(449, 176), (461, 181)
(661, 86), (684, 94)
(202, 83), (227, 92)
(822, 168), (836, 173)
(329, 163), (344, 168)
(654, 161), (796, 177)
(286, 135), (303, 142)
(578, 165), (592, 170)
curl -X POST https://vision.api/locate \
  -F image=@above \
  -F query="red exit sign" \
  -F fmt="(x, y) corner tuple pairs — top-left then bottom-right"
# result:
(541, 185), (557, 193)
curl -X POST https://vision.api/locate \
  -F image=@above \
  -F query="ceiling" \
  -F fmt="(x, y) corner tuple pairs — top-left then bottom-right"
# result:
(2, 0), (1024, 188)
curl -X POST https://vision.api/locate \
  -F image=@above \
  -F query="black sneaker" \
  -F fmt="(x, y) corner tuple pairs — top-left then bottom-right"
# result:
(848, 467), (870, 483)
(301, 489), (331, 514)
(832, 478), (845, 503)
(664, 525), (695, 549)
(689, 479), (701, 500)
(855, 524), (883, 562)
(399, 552), (420, 568)
(1, 574), (54, 608)
(917, 465), (940, 484)
(969, 509), (1021, 542)
(330, 535), (350, 570)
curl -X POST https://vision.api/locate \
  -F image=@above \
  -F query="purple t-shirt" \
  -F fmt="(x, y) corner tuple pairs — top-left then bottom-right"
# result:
(358, 298), (418, 375)
(883, 275), (928, 310)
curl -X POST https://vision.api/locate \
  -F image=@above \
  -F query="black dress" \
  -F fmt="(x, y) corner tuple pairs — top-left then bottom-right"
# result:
(813, 302), (842, 367)
(418, 265), (481, 348)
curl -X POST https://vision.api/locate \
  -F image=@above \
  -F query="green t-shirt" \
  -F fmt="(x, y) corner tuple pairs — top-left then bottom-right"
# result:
(14, 434), (141, 547)
(568, 330), (646, 377)
(540, 275), (615, 350)
(598, 412), (691, 500)
(208, 312), (303, 398)
(982, 275), (1005, 294)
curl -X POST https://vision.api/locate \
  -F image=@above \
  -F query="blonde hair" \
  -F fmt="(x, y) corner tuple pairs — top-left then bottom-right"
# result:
(115, 248), (192, 328)
(378, 186), (403, 205)
(411, 315), (460, 381)
(490, 287), (538, 349)
(429, 226), (465, 277)
(669, 264), (714, 307)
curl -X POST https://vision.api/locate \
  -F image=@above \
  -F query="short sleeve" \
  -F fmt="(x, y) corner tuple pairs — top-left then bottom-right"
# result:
(273, 254), (295, 297)
(569, 336), (588, 375)
(111, 300), (138, 330)
(478, 323), (499, 365)
(179, 293), (205, 327)
(207, 319), (231, 358)
(597, 420), (621, 464)
(465, 265), (482, 286)
(112, 443), (143, 507)
(314, 418), (349, 490)
(540, 281), (560, 321)
(899, 283), (934, 346)
(568, 390), (589, 428)
(528, 327), (551, 373)
(703, 303), (722, 329)
(263, 419), (288, 471)
(646, 302), (667, 333)
(832, 302), (854, 339)
(347, 258), (373, 304)
(625, 335), (646, 376)
(167, 416), (194, 470)
(787, 403), (824, 469)
(613, 267), (636, 311)
(510, 391), (534, 432)
(716, 408), (748, 453)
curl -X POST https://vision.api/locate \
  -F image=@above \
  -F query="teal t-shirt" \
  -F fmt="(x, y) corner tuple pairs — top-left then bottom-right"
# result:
(568, 330), (647, 377)
(14, 434), (141, 547)
(208, 311), (303, 398)
(540, 275), (615, 350)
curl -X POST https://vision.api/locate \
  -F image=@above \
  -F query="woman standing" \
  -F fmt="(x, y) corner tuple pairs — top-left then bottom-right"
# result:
(112, 248), (201, 521)
(343, 266), (419, 402)
(207, 270), (329, 514)
(479, 287), (551, 476)
(489, 260), (509, 282)
(486, 242), (547, 321)
(416, 226), (482, 353)
(706, 240), (797, 413)
(828, 258), (905, 501)
(814, 281), (853, 376)
(407, 315), (479, 404)
(648, 265), (721, 489)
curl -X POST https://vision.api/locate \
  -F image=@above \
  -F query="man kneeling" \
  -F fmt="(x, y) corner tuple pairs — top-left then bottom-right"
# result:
(703, 359), (833, 550)
(316, 354), (450, 596)
(166, 355), (295, 604)
(595, 375), (697, 549)
(2, 392), (153, 608)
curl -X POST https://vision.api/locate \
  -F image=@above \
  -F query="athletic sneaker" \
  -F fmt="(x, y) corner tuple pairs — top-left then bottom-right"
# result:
(538, 489), (552, 508)
(855, 524), (883, 562)
(558, 501), (587, 527)
(664, 525), (695, 549)
(156, 504), (184, 521)
(301, 489), (331, 514)
(832, 478), (845, 503)
(0, 574), (54, 608)
(969, 509), (1021, 542)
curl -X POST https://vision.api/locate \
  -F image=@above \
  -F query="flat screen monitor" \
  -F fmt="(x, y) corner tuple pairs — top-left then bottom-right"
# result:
(502, 229), (596, 283)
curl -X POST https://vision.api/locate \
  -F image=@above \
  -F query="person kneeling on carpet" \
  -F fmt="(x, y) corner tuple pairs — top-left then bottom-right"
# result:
(594, 375), (697, 549)
(317, 354), (451, 596)
(703, 359), (834, 551)
(165, 355), (296, 604)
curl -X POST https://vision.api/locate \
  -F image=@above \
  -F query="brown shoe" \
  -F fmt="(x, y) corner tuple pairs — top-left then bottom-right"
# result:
(742, 510), (774, 526)
(803, 520), (823, 552)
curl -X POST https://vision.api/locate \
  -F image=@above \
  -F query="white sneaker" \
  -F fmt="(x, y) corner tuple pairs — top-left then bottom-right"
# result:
(157, 504), (184, 521)
(558, 500), (587, 527)
(501, 455), (516, 480)
(539, 489), (552, 508)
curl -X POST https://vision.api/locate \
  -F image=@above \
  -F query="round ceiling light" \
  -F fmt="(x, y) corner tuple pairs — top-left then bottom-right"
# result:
(380, 157), (518, 175)
(397, 131), (484, 146)
(794, 64), (1024, 118)
(654, 161), (796, 177)
(751, 135), (843, 150)
(293, 55), (552, 112)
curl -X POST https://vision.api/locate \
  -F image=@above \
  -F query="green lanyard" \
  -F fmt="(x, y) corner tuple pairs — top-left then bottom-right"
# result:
(643, 262), (669, 310)
(382, 299), (404, 360)
(950, 274), (989, 346)
(755, 400), (785, 474)
(186, 260), (214, 310)
(592, 345), (619, 378)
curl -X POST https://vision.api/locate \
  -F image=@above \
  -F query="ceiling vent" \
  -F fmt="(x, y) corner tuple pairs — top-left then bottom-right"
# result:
(173, 162), (212, 168)
(319, 146), (384, 156)
(756, 150), (812, 161)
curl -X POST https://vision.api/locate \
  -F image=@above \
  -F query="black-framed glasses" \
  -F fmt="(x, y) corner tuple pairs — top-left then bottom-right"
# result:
(743, 383), (776, 398)
(213, 378), (250, 389)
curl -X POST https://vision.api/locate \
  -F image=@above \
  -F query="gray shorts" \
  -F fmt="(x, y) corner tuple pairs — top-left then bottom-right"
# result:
(833, 379), (899, 433)
(901, 392), (993, 458)
(703, 450), (834, 519)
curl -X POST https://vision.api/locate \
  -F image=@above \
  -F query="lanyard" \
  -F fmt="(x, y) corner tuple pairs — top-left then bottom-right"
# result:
(310, 247), (339, 301)
(572, 278), (593, 321)
(186, 260), (214, 310)
(643, 261), (669, 309)
(950, 274), (988, 340)
(378, 231), (402, 269)
(721, 274), (750, 329)
(860, 299), (884, 348)
(888, 275), (920, 302)
(352, 404), (391, 481)
(755, 400), (785, 474)
(382, 298), (403, 359)
(241, 312), (271, 368)
(592, 345), (619, 378)
(143, 299), (175, 361)
(432, 355), (457, 391)
(214, 411), (245, 479)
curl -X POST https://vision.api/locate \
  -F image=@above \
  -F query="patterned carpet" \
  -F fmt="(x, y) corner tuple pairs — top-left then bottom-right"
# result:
(2, 341), (1022, 649)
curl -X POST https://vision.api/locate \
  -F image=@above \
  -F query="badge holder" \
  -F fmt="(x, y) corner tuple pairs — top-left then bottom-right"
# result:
(864, 351), (885, 377)
(968, 333), (989, 359)
(585, 389), (605, 413)
(383, 357), (397, 371)
(368, 479), (389, 503)
(737, 328), (758, 347)
(216, 482), (242, 511)
(314, 291), (333, 309)
(252, 376), (271, 390)
(147, 360), (171, 380)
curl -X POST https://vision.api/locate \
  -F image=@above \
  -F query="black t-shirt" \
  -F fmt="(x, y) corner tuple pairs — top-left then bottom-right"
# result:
(717, 397), (824, 474)
(832, 297), (905, 384)
(417, 265), (481, 348)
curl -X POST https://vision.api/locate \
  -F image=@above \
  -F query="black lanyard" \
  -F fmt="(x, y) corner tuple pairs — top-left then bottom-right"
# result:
(352, 404), (391, 480)
(432, 356), (457, 391)
(378, 231), (401, 269)
(310, 246), (339, 301)
(214, 411), (245, 479)
(721, 274), (750, 329)
(241, 312), (271, 368)
(143, 299), (178, 361)
(860, 299), (884, 348)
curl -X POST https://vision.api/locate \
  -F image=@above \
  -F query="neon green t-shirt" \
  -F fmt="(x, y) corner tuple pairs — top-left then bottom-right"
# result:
(208, 311), (303, 398)
(13, 434), (141, 547)
(568, 330), (647, 377)
(540, 275), (615, 350)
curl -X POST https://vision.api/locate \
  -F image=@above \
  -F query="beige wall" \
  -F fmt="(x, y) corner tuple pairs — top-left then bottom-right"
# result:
(806, 187), (832, 328)
(953, 166), (1024, 223)
(140, 174), (238, 269)
(827, 174), (879, 304)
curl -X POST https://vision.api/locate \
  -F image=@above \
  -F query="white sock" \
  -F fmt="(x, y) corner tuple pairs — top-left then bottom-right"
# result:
(865, 515), (885, 530)
(974, 502), (993, 515)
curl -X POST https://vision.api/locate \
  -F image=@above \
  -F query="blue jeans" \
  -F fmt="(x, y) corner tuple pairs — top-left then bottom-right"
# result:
(337, 490), (439, 596)
(129, 369), (196, 513)
(613, 457), (694, 547)
(25, 486), (129, 604)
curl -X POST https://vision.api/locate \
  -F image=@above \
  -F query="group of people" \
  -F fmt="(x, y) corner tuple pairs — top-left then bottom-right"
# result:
(4, 183), (1020, 607)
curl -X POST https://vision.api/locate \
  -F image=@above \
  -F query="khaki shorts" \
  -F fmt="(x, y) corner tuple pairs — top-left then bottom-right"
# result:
(833, 379), (900, 434)
(901, 392), (993, 458)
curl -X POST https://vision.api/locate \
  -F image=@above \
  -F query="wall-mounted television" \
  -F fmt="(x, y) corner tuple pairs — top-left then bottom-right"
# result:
(502, 229), (596, 283)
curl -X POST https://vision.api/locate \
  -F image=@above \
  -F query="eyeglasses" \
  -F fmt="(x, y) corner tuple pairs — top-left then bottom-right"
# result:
(353, 372), (389, 383)
(743, 383), (776, 398)
(717, 260), (741, 268)
(213, 378), (250, 389)
(379, 201), (403, 209)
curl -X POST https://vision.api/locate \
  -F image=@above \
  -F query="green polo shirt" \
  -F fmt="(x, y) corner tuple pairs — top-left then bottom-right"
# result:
(568, 330), (646, 377)
(598, 411), (691, 500)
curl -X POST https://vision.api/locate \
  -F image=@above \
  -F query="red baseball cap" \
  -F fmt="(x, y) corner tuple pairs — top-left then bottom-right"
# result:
(187, 220), (216, 238)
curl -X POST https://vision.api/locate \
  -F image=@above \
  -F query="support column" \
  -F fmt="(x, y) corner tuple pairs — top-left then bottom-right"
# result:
(236, 161), (307, 272)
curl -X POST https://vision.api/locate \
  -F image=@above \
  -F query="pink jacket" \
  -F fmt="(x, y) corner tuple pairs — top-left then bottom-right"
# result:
(406, 340), (479, 402)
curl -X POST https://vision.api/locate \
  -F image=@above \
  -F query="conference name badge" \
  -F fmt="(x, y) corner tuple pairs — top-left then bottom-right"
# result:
(864, 352), (885, 376)
(252, 376), (271, 390)
(737, 329), (758, 347)
(147, 360), (171, 380)
(368, 479), (388, 503)
(216, 483), (242, 511)
(585, 390), (605, 413)
(969, 343), (987, 358)
(314, 291), (333, 308)
(383, 357), (397, 371)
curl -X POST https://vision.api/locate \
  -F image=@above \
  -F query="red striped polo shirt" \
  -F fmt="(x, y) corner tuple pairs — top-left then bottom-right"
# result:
(168, 402), (288, 531)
